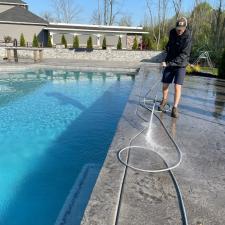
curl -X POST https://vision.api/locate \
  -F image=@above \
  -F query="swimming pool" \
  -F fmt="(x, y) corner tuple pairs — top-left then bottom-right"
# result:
(0, 70), (134, 225)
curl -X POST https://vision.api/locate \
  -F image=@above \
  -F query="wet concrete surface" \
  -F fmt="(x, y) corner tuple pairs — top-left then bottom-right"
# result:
(81, 65), (225, 225)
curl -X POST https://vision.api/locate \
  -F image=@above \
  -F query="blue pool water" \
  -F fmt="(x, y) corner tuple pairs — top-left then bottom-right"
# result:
(0, 70), (134, 225)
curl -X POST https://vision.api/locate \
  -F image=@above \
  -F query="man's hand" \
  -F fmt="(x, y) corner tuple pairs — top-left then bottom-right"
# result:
(161, 62), (167, 68)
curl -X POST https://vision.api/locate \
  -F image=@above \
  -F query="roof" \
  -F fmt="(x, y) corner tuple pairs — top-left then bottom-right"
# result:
(46, 23), (148, 34)
(0, 0), (27, 5)
(0, 6), (48, 25)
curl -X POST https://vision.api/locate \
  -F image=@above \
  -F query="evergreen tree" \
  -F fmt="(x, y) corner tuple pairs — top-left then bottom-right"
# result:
(73, 35), (79, 48)
(132, 35), (138, 50)
(117, 36), (122, 50)
(146, 37), (152, 50)
(20, 33), (25, 47)
(87, 36), (93, 50)
(32, 34), (39, 47)
(47, 33), (52, 47)
(61, 34), (67, 48)
(218, 49), (225, 79)
(102, 36), (107, 49)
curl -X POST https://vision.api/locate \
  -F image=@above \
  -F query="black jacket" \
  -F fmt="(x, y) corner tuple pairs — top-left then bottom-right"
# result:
(165, 28), (192, 67)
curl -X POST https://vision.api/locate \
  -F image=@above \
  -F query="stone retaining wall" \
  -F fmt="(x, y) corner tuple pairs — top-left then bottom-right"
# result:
(0, 47), (164, 62)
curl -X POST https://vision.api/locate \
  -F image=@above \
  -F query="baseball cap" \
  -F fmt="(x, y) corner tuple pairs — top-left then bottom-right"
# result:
(176, 17), (187, 28)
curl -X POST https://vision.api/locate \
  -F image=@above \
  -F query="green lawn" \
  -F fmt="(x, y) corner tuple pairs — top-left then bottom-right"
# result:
(200, 67), (218, 76)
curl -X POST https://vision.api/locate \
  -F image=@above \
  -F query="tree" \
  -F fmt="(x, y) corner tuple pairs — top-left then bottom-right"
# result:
(61, 34), (67, 48)
(190, 2), (213, 59)
(104, 0), (120, 25)
(146, 37), (152, 50)
(146, 0), (169, 50)
(87, 36), (93, 50)
(40, 11), (55, 22)
(172, 0), (182, 19)
(142, 33), (153, 50)
(73, 35), (79, 48)
(218, 49), (225, 79)
(90, 9), (102, 25)
(104, 0), (108, 25)
(132, 36), (138, 50)
(212, 0), (225, 51)
(32, 34), (39, 47)
(51, 0), (81, 23)
(102, 36), (107, 49)
(117, 36), (122, 50)
(47, 33), (53, 47)
(119, 15), (132, 26)
(20, 33), (25, 47)
(4, 36), (12, 43)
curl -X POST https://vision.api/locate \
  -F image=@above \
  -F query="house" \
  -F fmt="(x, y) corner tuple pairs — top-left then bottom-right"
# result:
(0, 0), (48, 45)
(0, 0), (147, 49)
(46, 23), (147, 49)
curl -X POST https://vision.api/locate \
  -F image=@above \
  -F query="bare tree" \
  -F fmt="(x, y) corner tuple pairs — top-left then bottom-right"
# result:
(157, 0), (162, 49)
(104, 0), (108, 25)
(146, 0), (168, 50)
(146, 0), (157, 41)
(161, 0), (169, 36)
(119, 15), (132, 26)
(40, 11), (55, 22)
(90, 9), (103, 25)
(90, 0), (103, 25)
(103, 0), (120, 25)
(172, 0), (182, 19)
(51, 0), (81, 23)
(98, 0), (101, 25)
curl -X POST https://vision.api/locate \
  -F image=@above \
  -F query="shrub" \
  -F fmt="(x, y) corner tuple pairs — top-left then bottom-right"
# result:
(47, 33), (52, 47)
(132, 35), (138, 50)
(20, 33), (25, 47)
(87, 36), (93, 50)
(186, 64), (193, 74)
(218, 49), (225, 79)
(117, 36), (122, 50)
(160, 36), (169, 50)
(141, 37), (152, 50)
(102, 36), (107, 50)
(32, 34), (39, 47)
(186, 64), (201, 74)
(4, 36), (12, 43)
(146, 37), (152, 50)
(73, 35), (79, 48)
(61, 34), (67, 48)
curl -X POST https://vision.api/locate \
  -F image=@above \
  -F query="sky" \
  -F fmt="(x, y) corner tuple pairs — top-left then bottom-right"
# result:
(25, 0), (218, 26)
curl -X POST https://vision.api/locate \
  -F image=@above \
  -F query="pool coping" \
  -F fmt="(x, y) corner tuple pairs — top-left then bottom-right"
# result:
(0, 60), (148, 74)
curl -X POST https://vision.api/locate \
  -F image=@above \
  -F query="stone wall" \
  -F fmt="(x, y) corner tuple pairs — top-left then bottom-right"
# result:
(127, 35), (142, 49)
(0, 47), (164, 62)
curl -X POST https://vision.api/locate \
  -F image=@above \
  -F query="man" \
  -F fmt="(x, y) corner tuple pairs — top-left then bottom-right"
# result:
(159, 17), (192, 118)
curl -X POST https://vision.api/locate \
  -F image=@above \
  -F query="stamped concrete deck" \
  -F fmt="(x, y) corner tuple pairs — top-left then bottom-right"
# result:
(81, 65), (225, 225)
